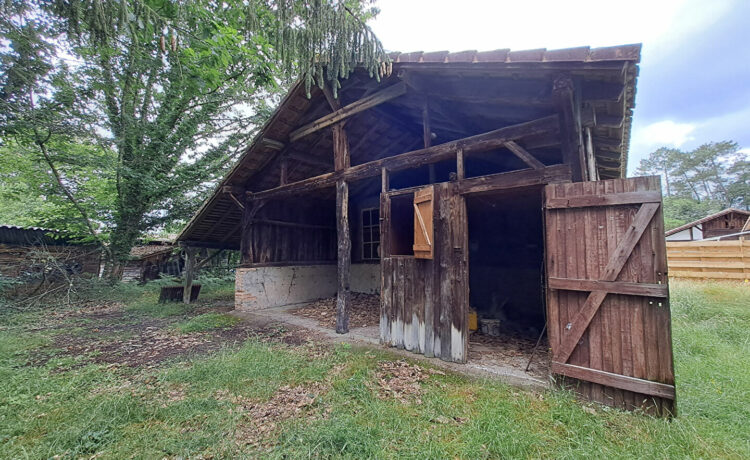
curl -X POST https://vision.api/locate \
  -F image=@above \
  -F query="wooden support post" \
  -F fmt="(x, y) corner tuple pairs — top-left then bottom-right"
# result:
(456, 148), (465, 180)
(553, 75), (587, 182)
(333, 121), (351, 334)
(279, 153), (288, 186)
(240, 198), (265, 265)
(423, 101), (436, 183)
(183, 246), (197, 304)
(381, 167), (389, 193)
(332, 124), (350, 171)
(336, 179), (350, 333)
(584, 127), (599, 180)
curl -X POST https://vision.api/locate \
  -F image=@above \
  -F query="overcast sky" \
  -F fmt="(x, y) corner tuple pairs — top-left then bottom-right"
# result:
(370, 0), (750, 174)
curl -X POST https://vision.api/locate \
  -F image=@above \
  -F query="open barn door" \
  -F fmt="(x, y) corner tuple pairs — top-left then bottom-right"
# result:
(380, 183), (468, 363)
(544, 176), (676, 416)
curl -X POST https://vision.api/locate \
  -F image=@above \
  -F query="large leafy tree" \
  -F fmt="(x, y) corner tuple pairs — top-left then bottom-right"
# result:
(636, 141), (749, 229)
(1, 0), (388, 275)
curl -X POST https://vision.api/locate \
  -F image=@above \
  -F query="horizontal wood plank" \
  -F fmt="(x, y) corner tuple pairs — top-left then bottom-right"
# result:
(459, 164), (571, 195)
(548, 277), (668, 297)
(551, 362), (676, 399)
(545, 190), (661, 208)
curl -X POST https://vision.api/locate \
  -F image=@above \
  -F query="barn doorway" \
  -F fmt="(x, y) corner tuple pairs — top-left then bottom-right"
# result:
(466, 187), (548, 376)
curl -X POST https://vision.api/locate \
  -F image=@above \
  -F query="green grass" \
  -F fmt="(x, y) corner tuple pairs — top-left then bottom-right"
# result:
(173, 313), (240, 334)
(0, 280), (748, 458)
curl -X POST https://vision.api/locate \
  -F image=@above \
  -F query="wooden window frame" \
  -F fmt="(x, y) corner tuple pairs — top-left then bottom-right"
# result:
(361, 207), (380, 261)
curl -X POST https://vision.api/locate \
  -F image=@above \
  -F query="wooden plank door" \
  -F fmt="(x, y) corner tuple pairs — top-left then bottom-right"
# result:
(380, 183), (469, 363)
(544, 176), (676, 416)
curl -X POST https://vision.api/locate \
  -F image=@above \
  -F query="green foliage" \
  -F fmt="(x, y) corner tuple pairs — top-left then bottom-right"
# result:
(173, 313), (239, 333)
(0, 0), (388, 270)
(637, 142), (749, 229)
(0, 138), (116, 238)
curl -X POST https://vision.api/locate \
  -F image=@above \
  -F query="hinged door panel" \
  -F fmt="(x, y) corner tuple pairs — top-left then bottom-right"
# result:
(380, 183), (468, 363)
(413, 187), (434, 259)
(544, 176), (676, 416)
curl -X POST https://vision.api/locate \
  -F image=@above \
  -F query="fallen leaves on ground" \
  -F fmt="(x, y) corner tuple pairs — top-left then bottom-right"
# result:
(373, 360), (428, 404)
(292, 293), (380, 329)
(217, 383), (329, 448)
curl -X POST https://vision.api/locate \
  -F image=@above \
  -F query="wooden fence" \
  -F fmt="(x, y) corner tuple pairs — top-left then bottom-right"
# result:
(666, 240), (750, 281)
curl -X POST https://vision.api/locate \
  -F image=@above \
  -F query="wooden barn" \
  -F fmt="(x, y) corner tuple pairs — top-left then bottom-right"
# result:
(0, 225), (100, 280)
(122, 240), (181, 283)
(178, 44), (677, 415)
(665, 208), (750, 241)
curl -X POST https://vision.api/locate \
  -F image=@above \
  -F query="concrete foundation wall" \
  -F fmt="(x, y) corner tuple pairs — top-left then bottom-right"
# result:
(235, 263), (381, 311)
(351, 263), (380, 294)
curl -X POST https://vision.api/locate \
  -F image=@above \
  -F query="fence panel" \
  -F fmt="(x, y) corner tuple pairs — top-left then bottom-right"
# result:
(666, 240), (750, 281)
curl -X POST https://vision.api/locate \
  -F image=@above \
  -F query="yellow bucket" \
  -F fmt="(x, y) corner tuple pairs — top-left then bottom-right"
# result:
(468, 309), (478, 331)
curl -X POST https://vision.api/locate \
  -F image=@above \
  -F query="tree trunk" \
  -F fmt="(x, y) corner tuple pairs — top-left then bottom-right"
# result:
(183, 247), (197, 304)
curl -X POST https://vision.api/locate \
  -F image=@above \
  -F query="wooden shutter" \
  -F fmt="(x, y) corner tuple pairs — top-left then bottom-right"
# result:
(544, 177), (676, 416)
(413, 186), (434, 259)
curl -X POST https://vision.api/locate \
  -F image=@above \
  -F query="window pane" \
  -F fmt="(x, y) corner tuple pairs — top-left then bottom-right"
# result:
(373, 209), (379, 221)
(363, 210), (371, 226)
(372, 227), (380, 242)
(374, 243), (380, 258)
(363, 243), (372, 259)
(363, 227), (371, 243)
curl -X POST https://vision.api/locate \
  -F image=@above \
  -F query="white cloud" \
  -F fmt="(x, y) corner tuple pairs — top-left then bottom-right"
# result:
(635, 120), (697, 148)
(627, 120), (697, 172)
(370, 0), (734, 54)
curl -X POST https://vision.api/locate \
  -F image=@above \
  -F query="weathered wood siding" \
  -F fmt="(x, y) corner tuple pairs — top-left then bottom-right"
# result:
(380, 182), (469, 363)
(545, 176), (675, 416)
(0, 244), (100, 279)
(241, 199), (336, 265)
(702, 211), (749, 240)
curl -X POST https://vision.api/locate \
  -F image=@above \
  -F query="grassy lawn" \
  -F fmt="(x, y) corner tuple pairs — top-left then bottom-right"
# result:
(0, 279), (748, 458)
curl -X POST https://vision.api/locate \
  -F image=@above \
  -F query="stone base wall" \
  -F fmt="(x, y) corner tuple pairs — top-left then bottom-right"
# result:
(235, 263), (380, 311)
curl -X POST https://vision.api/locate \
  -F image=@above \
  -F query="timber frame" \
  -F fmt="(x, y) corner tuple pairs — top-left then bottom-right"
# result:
(176, 44), (679, 416)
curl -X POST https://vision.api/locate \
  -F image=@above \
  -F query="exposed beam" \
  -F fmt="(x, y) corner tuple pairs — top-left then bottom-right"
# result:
(458, 164), (571, 195)
(260, 138), (285, 150)
(504, 140), (545, 170)
(179, 239), (239, 250)
(322, 85), (341, 111)
(553, 75), (586, 182)
(251, 219), (335, 230)
(289, 82), (407, 142)
(249, 115), (559, 201)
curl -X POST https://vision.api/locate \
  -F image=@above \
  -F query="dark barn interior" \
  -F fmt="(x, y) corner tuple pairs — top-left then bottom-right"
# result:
(467, 188), (546, 339)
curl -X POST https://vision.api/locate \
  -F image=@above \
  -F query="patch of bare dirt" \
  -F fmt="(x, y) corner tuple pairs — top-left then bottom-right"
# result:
(468, 332), (549, 379)
(27, 302), (267, 369)
(218, 383), (329, 448)
(250, 324), (333, 359)
(292, 293), (379, 329)
(372, 360), (432, 404)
